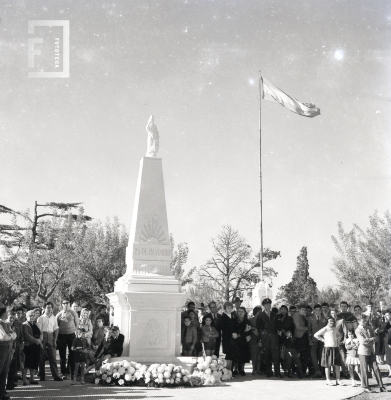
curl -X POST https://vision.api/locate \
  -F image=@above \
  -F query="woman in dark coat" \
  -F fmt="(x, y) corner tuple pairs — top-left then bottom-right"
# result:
(231, 306), (251, 375)
(22, 310), (43, 385)
(220, 301), (235, 371)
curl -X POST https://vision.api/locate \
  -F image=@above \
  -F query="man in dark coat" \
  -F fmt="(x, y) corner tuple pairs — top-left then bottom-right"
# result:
(256, 298), (281, 378)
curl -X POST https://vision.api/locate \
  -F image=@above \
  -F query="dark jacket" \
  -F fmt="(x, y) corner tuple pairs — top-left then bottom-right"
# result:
(22, 321), (42, 346)
(220, 312), (236, 354)
(181, 324), (197, 346)
(276, 314), (295, 335)
(283, 336), (299, 350)
(256, 310), (278, 335)
(111, 333), (124, 357)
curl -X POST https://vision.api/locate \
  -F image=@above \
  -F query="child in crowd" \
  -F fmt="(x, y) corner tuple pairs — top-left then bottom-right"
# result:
(314, 316), (344, 386)
(344, 329), (361, 387)
(181, 316), (197, 356)
(201, 315), (219, 356)
(283, 330), (303, 379)
(71, 328), (90, 385)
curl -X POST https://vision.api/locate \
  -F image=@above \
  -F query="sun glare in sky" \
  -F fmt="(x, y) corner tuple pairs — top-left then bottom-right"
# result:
(334, 49), (344, 60)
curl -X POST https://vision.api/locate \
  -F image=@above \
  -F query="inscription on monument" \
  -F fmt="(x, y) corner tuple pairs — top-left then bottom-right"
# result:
(133, 243), (171, 261)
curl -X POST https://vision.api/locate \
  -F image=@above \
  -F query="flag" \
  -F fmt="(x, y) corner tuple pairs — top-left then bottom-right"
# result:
(260, 76), (320, 118)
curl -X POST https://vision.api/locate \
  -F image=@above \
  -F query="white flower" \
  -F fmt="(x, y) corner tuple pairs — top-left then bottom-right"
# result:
(118, 379), (125, 386)
(113, 372), (120, 379)
(124, 373), (132, 381)
(95, 378), (100, 384)
(106, 377), (112, 383)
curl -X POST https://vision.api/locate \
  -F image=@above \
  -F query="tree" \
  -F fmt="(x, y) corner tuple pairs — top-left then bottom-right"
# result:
(276, 246), (318, 306)
(186, 274), (222, 306)
(198, 225), (279, 302)
(61, 217), (128, 306)
(317, 286), (343, 306)
(0, 202), (91, 304)
(331, 211), (391, 304)
(170, 234), (195, 286)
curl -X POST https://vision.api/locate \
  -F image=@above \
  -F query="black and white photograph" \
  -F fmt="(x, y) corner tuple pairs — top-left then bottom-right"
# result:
(0, 1), (390, 399)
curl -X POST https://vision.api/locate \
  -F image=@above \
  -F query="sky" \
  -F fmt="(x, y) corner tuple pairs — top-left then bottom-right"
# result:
(1, 0), (390, 297)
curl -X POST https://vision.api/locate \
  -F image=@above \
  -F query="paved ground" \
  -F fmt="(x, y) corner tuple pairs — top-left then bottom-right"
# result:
(7, 364), (371, 400)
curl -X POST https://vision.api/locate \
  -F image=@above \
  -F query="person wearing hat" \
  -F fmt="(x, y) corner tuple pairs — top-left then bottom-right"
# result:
(256, 298), (281, 378)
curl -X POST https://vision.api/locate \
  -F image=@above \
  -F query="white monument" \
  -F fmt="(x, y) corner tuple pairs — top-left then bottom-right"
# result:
(252, 279), (273, 307)
(107, 116), (187, 363)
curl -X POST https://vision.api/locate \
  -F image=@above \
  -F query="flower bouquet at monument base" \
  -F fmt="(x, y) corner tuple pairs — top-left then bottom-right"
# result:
(190, 355), (233, 385)
(95, 359), (190, 387)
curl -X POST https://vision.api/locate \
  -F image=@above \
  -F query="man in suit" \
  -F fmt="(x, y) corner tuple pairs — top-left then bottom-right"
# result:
(355, 314), (387, 393)
(207, 301), (222, 357)
(256, 298), (281, 378)
(308, 304), (327, 377)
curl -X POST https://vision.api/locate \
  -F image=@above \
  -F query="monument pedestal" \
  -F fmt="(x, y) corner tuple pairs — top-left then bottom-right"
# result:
(107, 289), (185, 363)
(108, 153), (187, 363)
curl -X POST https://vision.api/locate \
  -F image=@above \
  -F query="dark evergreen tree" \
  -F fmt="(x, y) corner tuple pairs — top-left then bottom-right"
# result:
(276, 246), (318, 306)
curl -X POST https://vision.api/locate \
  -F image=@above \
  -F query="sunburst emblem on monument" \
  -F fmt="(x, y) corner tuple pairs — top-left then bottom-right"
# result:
(138, 218), (167, 244)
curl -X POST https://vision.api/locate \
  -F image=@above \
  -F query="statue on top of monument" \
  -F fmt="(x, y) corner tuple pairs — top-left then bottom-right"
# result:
(146, 115), (159, 157)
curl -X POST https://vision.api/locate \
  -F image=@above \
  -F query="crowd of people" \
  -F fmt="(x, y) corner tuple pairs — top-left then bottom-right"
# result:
(1, 297), (390, 399)
(0, 300), (124, 400)
(181, 298), (391, 393)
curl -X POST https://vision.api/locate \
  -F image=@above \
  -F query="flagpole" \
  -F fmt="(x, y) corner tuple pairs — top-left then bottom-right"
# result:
(259, 71), (264, 282)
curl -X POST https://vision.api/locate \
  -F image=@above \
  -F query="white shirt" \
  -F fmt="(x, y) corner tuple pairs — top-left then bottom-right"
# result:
(0, 323), (11, 341)
(37, 313), (59, 333)
(314, 326), (341, 347)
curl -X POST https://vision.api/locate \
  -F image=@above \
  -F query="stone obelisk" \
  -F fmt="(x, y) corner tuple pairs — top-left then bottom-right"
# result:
(107, 116), (187, 363)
